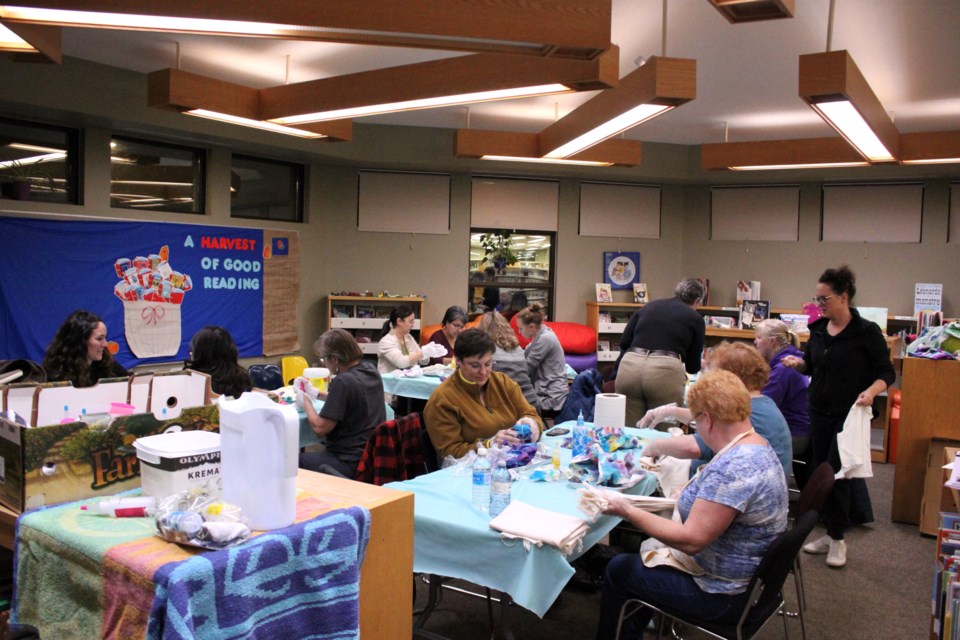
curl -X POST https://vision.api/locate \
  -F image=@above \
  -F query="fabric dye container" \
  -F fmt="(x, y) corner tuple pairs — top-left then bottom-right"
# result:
(134, 430), (221, 500)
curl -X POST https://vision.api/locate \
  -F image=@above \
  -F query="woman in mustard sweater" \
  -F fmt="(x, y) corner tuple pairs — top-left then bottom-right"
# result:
(424, 329), (543, 461)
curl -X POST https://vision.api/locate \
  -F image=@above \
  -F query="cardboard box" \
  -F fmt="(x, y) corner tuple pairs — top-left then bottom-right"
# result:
(0, 370), (216, 513)
(920, 438), (960, 536)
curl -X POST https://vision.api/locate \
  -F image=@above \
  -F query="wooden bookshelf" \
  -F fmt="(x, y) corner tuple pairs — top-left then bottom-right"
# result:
(327, 295), (424, 355)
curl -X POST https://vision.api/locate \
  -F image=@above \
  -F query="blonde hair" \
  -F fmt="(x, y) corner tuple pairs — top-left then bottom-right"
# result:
(687, 369), (752, 424)
(704, 341), (769, 392)
(477, 311), (518, 350)
(518, 303), (546, 326)
(756, 319), (800, 351)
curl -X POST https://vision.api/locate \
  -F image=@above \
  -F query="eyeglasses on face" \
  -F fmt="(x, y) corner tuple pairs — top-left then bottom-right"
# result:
(461, 359), (494, 372)
(812, 295), (834, 305)
(688, 411), (705, 430)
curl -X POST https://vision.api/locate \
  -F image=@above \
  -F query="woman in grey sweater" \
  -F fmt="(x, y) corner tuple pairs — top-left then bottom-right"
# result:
(517, 304), (568, 420)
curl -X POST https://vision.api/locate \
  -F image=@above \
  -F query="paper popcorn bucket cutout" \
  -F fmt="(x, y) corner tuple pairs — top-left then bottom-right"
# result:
(124, 300), (181, 358)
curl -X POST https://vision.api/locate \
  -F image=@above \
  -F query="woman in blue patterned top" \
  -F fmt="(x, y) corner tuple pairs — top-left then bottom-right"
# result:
(595, 370), (788, 640)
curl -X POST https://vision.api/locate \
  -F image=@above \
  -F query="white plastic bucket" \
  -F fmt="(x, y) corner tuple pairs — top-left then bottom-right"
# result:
(217, 392), (299, 531)
(134, 430), (221, 499)
(303, 367), (330, 393)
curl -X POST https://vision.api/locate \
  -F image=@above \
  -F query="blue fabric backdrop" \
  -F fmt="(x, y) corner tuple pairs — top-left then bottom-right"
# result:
(0, 216), (264, 368)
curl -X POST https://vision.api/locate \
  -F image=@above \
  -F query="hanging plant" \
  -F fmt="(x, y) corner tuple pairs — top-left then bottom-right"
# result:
(479, 230), (517, 273)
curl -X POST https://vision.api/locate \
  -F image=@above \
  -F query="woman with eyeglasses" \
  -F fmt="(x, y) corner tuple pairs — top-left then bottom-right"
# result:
(754, 318), (812, 486)
(595, 370), (788, 640)
(377, 304), (429, 374)
(299, 328), (386, 478)
(426, 305), (467, 366)
(781, 265), (895, 568)
(636, 341), (793, 479)
(424, 328), (543, 461)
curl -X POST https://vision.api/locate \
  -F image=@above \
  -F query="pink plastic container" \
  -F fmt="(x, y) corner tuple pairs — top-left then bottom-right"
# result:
(109, 402), (136, 416)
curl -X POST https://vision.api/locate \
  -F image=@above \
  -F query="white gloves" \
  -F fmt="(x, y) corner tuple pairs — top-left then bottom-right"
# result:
(294, 376), (319, 400)
(637, 403), (677, 428)
(421, 342), (448, 359)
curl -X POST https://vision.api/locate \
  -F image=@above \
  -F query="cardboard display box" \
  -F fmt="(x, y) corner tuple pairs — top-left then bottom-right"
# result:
(0, 370), (216, 513)
(920, 438), (960, 536)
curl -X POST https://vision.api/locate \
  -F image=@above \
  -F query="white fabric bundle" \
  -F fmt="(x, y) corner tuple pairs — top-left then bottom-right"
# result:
(489, 500), (589, 556)
(576, 484), (676, 522)
(421, 342), (448, 359)
(836, 403), (873, 479)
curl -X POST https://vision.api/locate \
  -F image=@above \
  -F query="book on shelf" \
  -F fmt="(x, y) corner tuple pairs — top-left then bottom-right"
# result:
(633, 282), (648, 304)
(739, 300), (770, 329)
(598, 312), (612, 324)
(857, 306), (889, 334)
(374, 307), (392, 319)
(779, 313), (810, 334)
(332, 304), (354, 318)
(354, 329), (374, 343)
(704, 315), (736, 329)
(736, 280), (761, 305)
(356, 305), (376, 319)
(595, 283), (613, 303)
(597, 339), (611, 352)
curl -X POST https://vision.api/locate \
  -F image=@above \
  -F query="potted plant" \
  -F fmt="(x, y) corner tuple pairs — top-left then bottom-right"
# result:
(0, 158), (55, 200)
(478, 230), (517, 273)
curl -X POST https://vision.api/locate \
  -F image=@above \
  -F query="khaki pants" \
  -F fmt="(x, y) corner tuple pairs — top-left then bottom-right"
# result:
(614, 352), (687, 428)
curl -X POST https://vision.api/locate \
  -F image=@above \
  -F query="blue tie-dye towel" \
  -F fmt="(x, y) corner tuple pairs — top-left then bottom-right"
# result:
(147, 506), (371, 640)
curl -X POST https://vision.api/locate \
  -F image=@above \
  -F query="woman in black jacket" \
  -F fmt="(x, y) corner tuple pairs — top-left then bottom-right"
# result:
(783, 265), (895, 568)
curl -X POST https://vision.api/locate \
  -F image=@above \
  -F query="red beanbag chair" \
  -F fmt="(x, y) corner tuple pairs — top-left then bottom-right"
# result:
(509, 315), (596, 354)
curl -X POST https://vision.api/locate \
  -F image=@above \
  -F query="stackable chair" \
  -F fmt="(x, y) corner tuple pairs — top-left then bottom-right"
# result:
(280, 356), (308, 387)
(615, 510), (819, 640)
(782, 462), (835, 639)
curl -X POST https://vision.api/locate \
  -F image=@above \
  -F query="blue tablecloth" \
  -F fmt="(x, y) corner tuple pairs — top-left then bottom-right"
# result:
(386, 426), (668, 617)
(297, 399), (394, 448)
(379, 364), (578, 402)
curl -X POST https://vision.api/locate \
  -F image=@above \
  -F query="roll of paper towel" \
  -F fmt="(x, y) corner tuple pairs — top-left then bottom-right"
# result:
(594, 393), (626, 430)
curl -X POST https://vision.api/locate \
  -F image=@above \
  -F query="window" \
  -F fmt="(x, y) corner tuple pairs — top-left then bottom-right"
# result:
(0, 116), (79, 204)
(110, 136), (205, 213)
(231, 154), (305, 222)
(469, 230), (555, 319)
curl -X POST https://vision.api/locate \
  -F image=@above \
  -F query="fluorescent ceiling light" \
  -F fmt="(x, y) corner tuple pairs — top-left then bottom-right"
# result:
(0, 151), (64, 168)
(538, 56), (695, 159)
(272, 84), (571, 125)
(544, 104), (671, 158)
(799, 50), (900, 162)
(479, 155), (612, 167)
(731, 161), (869, 170)
(899, 131), (960, 165)
(809, 100), (894, 162)
(8, 142), (62, 153)
(0, 1), (612, 59)
(186, 109), (328, 139)
(0, 22), (31, 49)
(901, 157), (960, 165)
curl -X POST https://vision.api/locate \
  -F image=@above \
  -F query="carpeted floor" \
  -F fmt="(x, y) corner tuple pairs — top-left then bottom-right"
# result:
(413, 461), (936, 639)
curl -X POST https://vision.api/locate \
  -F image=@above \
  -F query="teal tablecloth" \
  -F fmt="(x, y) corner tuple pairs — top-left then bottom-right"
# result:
(387, 425), (668, 617)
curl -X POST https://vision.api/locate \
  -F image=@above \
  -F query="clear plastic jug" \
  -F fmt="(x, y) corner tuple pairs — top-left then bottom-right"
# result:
(217, 392), (299, 531)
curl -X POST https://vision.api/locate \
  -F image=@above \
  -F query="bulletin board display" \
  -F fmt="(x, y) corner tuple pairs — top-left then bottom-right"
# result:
(0, 215), (299, 368)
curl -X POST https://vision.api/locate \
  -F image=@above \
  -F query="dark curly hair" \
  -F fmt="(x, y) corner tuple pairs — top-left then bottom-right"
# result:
(818, 265), (857, 302)
(43, 310), (126, 388)
(186, 326), (253, 398)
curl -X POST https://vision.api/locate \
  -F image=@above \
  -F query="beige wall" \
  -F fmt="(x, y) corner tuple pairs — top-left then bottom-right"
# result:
(1, 56), (958, 366)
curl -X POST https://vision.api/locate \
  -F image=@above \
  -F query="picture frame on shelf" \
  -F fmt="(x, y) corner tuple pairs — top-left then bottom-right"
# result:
(595, 283), (613, 303)
(739, 300), (770, 329)
(603, 251), (640, 290)
(598, 312), (611, 323)
(633, 282), (648, 304)
(597, 339), (611, 352)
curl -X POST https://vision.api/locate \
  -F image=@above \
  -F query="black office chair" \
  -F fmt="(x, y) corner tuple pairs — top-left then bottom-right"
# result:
(782, 462), (835, 639)
(615, 510), (819, 640)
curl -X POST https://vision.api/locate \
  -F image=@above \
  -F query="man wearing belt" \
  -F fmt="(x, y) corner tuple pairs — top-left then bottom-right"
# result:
(614, 277), (706, 427)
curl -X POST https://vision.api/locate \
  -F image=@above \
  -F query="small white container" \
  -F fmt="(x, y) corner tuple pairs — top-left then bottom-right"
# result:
(134, 431), (221, 499)
(303, 367), (330, 392)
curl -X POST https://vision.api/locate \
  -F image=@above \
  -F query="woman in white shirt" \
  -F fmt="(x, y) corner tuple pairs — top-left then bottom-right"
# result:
(377, 304), (429, 374)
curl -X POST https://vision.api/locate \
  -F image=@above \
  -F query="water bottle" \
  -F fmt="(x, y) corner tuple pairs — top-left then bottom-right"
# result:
(572, 410), (588, 458)
(489, 460), (512, 517)
(471, 446), (492, 511)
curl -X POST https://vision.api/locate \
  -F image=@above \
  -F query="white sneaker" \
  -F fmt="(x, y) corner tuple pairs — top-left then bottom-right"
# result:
(802, 534), (831, 555)
(826, 539), (847, 568)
